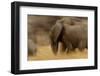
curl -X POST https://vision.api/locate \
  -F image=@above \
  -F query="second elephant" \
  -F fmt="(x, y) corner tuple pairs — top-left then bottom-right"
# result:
(49, 20), (88, 55)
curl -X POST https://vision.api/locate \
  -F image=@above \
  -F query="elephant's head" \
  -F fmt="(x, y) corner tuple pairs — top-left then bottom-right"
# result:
(49, 20), (64, 55)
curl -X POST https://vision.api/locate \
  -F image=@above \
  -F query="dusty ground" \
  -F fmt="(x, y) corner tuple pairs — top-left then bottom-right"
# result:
(28, 45), (88, 61)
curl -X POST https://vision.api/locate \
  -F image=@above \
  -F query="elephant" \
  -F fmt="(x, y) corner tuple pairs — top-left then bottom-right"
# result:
(49, 19), (88, 55)
(28, 38), (37, 56)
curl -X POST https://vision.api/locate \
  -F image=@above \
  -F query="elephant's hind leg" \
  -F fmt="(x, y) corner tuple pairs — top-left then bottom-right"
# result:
(78, 40), (87, 51)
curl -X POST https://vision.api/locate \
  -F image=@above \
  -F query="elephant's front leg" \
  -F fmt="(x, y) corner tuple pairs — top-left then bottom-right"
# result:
(59, 42), (66, 54)
(66, 43), (73, 53)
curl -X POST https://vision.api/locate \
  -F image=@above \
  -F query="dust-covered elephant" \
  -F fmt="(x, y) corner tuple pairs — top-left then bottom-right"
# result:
(28, 38), (37, 56)
(49, 19), (88, 55)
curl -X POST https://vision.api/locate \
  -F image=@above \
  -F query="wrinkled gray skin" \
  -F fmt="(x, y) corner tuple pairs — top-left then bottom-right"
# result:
(50, 19), (88, 55)
(28, 15), (60, 56)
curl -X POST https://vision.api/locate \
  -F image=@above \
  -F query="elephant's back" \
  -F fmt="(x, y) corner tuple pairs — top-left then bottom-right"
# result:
(64, 25), (87, 36)
(63, 25), (87, 44)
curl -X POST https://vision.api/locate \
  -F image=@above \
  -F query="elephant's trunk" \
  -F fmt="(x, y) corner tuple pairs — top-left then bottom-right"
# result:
(50, 39), (58, 55)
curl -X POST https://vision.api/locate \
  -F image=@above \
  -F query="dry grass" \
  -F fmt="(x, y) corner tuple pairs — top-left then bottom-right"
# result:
(28, 45), (88, 61)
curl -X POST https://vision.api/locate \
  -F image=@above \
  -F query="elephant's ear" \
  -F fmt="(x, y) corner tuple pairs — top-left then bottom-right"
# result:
(50, 22), (63, 43)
